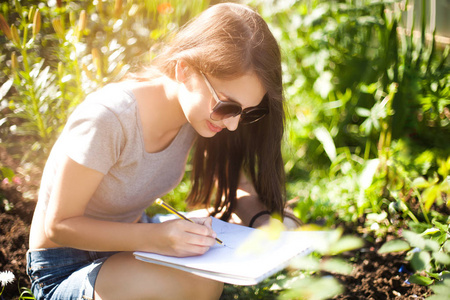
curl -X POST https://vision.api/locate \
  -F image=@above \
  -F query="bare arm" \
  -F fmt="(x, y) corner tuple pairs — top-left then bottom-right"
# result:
(233, 173), (271, 228)
(44, 155), (216, 257)
(234, 173), (301, 229)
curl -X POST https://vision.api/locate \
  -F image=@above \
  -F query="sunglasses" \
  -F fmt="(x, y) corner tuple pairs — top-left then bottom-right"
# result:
(200, 72), (269, 124)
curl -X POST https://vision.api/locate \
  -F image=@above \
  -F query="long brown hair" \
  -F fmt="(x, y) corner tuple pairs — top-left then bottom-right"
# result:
(134, 3), (286, 220)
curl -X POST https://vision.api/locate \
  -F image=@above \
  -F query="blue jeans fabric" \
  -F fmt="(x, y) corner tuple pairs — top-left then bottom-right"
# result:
(26, 247), (117, 300)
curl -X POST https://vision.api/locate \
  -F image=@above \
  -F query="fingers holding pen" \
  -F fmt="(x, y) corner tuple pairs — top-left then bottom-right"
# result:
(190, 217), (216, 238)
(157, 219), (216, 257)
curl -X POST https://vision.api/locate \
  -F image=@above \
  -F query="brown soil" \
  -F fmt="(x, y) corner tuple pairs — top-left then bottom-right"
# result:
(330, 247), (432, 299)
(0, 185), (35, 299)
(0, 147), (433, 299)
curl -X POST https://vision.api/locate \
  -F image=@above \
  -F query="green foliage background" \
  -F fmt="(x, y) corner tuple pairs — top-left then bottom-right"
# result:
(1, 0), (449, 299)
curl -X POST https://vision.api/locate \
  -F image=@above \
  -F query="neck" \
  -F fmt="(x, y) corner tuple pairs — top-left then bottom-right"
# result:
(131, 76), (187, 152)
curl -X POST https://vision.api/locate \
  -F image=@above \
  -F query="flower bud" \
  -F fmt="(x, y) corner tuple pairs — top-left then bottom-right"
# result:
(69, 11), (76, 27)
(82, 63), (94, 80)
(11, 51), (18, 71)
(78, 10), (87, 32)
(28, 6), (36, 21)
(0, 13), (13, 41)
(92, 48), (102, 71)
(157, 3), (173, 15)
(97, 0), (103, 14)
(58, 61), (63, 79)
(33, 9), (41, 37)
(52, 18), (64, 39)
(114, 0), (122, 18)
(10, 24), (20, 45)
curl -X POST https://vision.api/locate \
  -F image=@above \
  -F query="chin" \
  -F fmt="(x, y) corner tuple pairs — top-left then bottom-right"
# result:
(199, 130), (218, 138)
(190, 124), (217, 138)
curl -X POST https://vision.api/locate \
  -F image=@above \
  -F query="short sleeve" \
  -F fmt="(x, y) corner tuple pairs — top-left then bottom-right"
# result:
(61, 101), (124, 174)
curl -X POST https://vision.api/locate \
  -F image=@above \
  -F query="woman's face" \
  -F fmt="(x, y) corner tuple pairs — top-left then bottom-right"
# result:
(178, 71), (266, 138)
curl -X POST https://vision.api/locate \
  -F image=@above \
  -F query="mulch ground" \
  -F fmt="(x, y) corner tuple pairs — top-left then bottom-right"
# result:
(0, 186), (35, 299)
(330, 248), (432, 299)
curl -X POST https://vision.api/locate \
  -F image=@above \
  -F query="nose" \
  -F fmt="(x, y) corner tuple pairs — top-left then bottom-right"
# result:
(222, 115), (240, 131)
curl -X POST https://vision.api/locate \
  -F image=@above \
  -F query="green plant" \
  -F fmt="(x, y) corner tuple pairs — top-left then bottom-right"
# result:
(279, 227), (364, 300)
(427, 278), (450, 300)
(246, 0), (449, 297)
(0, 270), (15, 297)
(379, 217), (450, 287)
(220, 224), (363, 300)
(0, 0), (211, 166)
(18, 287), (36, 300)
(0, 270), (36, 300)
(247, 0), (449, 217)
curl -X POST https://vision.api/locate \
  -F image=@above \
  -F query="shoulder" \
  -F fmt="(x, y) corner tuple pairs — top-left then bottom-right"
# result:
(65, 83), (139, 134)
(81, 83), (137, 117)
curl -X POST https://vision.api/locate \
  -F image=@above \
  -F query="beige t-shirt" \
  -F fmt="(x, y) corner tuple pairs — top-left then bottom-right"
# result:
(37, 83), (196, 223)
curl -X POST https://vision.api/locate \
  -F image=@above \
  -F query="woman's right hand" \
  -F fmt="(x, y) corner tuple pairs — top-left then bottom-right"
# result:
(152, 217), (217, 257)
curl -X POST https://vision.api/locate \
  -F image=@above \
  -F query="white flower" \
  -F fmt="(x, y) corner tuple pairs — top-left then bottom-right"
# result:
(0, 271), (15, 287)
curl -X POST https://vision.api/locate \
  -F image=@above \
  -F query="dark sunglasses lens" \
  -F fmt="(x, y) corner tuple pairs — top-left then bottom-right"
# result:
(240, 108), (268, 124)
(211, 102), (242, 121)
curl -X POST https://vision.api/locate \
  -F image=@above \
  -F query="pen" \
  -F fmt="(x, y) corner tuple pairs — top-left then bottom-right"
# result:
(155, 198), (225, 246)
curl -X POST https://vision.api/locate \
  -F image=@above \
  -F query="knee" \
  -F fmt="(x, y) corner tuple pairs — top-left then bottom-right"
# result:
(187, 277), (223, 300)
(206, 280), (224, 300)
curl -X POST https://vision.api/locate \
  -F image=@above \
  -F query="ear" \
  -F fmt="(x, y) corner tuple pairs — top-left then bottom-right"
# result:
(175, 60), (189, 83)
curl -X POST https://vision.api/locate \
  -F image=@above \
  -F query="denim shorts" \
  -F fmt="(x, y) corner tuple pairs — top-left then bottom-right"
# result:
(26, 247), (118, 300)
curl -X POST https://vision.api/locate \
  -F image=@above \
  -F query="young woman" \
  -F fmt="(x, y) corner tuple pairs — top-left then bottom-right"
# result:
(27, 3), (295, 299)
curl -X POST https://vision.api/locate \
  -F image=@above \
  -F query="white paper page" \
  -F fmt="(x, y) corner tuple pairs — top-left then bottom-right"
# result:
(134, 218), (317, 285)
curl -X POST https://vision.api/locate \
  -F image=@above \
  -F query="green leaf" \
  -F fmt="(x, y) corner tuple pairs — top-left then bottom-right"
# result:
(329, 236), (364, 255)
(0, 78), (13, 100)
(408, 274), (434, 286)
(423, 185), (440, 211)
(432, 221), (448, 232)
(426, 271), (442, 280)
(424, 239), (440, 252)
(280, 277), (344, 300)
(290, 255), (320, 271)
(1, 167), (15, 181)
(412, 177), (430, 189)
(366, 211), (387, 223)
(359, 159), (380, 190)
(433, 252), (450, 265)
(313, 126), (336, 162)
(321, 258), (353, 275)
(430, 279), (450, 299)
(411, 251), (431, 271)
(378, 240), (411, 253)
(403, 230), (426, 249)
(444, 241), (450, 252)
(426, 295), (450, 300)
(360, 83), (378, 94)
(355, 107), (370, 117)
(421, 228), (440, 236)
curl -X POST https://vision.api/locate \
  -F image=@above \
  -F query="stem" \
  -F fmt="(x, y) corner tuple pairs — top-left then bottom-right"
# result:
(414, 187), (430, 224)
(364, 138), (371, 160)
(21, 48), (48, 142)
(20, 48), (30, 75)
(74, 55), (83, 99)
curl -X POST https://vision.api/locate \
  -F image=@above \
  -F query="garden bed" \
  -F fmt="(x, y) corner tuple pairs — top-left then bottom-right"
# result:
(0, 161), (433, 299)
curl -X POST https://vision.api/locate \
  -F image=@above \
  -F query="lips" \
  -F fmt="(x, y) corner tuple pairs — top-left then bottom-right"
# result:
(207, 120), (223, 133)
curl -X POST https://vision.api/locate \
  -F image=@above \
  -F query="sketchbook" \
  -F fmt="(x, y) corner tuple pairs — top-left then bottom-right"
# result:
(133, 217), (320, 285)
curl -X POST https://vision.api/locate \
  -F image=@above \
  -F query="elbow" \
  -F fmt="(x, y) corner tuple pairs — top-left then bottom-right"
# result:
(44, 217), (63, 244)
